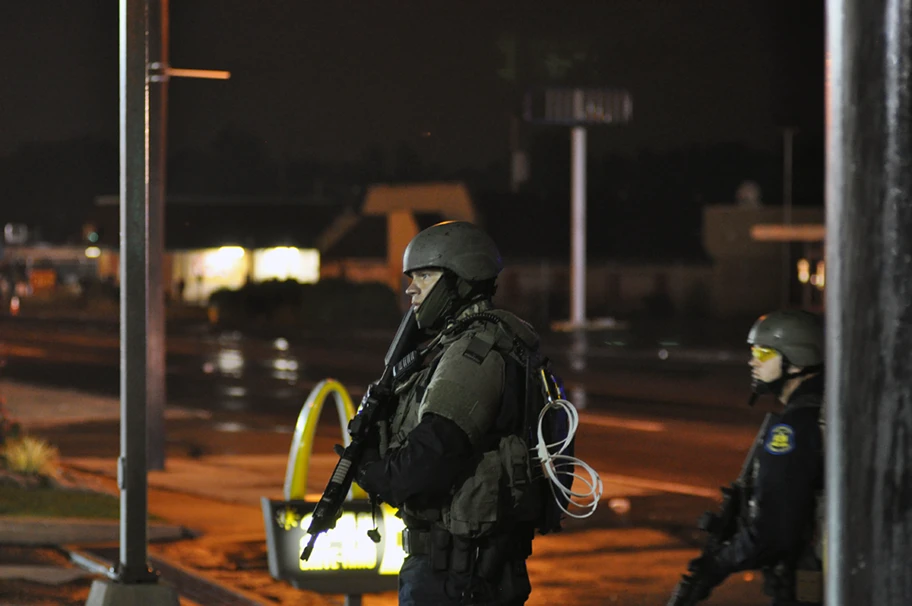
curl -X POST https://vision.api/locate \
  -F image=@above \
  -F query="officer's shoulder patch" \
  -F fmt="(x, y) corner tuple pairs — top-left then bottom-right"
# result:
(462, 332), (495, 364)
(765, 423), (796, 455)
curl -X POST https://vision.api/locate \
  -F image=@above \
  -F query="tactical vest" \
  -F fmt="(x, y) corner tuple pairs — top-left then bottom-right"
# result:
(389, 308), (549, 539)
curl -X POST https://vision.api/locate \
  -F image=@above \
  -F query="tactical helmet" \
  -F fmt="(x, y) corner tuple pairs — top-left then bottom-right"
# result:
(402, 221), (503, 281)
(747, 310), (824, 367)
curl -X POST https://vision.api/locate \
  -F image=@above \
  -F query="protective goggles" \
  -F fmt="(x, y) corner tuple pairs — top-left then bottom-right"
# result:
(751, 345), (779, 363)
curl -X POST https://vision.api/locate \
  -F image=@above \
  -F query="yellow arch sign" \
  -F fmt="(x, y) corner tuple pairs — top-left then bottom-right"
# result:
(267, 378), (405, 586)
(283, 378), (368, 501)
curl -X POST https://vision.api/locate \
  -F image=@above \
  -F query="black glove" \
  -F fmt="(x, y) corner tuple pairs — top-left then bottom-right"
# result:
(347, 382), (391, 441)
(360, 446), (382, 469)
(686, 553), (728, 601)
(355, 447), (392, 503)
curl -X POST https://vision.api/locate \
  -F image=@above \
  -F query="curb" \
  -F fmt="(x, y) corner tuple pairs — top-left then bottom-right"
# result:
(0, 516), (191, 546)
(66, 547), (263, 606)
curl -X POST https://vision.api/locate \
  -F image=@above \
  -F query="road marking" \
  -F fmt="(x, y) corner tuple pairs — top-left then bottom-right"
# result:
(597, 472), (720, 499)
(579, 413), (665, 433)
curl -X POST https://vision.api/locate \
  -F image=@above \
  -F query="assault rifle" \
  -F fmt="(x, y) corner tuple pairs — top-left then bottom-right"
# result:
(667, 413), (774, 605)
(300, 307), (420, 561)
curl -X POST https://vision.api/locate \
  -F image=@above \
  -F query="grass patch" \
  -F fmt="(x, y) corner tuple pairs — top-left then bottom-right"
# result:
(0, 484), (120, 519)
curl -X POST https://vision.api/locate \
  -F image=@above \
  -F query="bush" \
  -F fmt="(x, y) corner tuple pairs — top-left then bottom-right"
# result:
(3, 436), (59, 477)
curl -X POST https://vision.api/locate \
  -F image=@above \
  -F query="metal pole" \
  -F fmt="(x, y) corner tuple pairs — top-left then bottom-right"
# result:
(146, 0), (168, 472)
(570, 91), (587, 327)
(826, 0), (912, 604)
(118, 0), (156, 583)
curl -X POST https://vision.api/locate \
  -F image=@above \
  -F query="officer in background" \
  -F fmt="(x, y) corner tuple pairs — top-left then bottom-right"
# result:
(356, 221), (540, 606)
(693, 310), (825, 605)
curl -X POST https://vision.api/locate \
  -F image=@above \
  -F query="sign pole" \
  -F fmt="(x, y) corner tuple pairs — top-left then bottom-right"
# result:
(570, 90), (587, 327)
(523, 87), (631, 330)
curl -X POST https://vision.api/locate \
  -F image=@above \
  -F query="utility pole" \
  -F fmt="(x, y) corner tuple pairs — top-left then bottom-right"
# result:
(826, 0), (912, 604)
(146, 0), (168, 473)
(146, 0), (229, 471)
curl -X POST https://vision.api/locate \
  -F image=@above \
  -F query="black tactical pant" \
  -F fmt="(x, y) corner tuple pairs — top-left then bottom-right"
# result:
(398, 553), (530, 606)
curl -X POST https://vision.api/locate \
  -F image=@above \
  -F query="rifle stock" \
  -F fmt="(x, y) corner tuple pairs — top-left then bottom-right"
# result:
(300, 307), (419, 561)
(667, 413), (774, 605)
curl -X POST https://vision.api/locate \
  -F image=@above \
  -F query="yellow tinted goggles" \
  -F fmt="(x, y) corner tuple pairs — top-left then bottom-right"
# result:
(751, 346), (779, 363)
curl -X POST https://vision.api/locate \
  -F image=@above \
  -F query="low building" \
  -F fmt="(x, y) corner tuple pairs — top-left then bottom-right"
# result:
(89, 194), (349, 304)
(703, 205), (824, 315)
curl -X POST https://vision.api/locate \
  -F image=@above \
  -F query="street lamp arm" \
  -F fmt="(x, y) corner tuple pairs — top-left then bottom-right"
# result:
(148, 62), (231, 81)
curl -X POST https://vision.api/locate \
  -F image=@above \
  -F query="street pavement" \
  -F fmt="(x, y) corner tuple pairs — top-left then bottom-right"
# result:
(0, 380), (772, 605)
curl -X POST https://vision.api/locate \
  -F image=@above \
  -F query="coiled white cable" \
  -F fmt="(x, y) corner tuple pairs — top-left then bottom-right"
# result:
(532, 397), (603, 519)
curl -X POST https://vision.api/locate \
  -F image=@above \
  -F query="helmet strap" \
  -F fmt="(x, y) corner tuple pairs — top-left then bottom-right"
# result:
(414, 276), (457, 331)
(748, 356), (787, 405)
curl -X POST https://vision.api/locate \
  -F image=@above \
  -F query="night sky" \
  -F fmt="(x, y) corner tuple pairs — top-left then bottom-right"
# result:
(0, 1), (824, 172)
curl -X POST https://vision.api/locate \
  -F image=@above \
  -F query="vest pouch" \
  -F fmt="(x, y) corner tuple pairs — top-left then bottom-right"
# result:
(445, 450), (502, 538)
(499, 435), (530, 503)
(431, 526), (452, 572)
(477, 533), (511, 581)
(499, 434), (539, 522)
(450, 536), (472, 573)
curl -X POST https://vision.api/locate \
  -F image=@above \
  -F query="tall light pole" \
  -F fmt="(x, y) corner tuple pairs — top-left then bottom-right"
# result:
(86, 2), (228, 603)
(86, 1), (179, 600)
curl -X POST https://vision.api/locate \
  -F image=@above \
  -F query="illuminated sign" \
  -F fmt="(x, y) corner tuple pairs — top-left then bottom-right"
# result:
(29, 268), (56, 292)
(262, 379), (405, 594)
(262, 499), (404, 593)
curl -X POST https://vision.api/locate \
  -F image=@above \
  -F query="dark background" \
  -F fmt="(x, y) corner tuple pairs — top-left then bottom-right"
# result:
(0, 0), (825, 256)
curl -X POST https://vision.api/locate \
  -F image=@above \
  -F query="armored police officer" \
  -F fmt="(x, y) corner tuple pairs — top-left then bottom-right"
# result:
(692, 309), (825, 605)
(356, 221), (542, 606)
